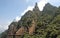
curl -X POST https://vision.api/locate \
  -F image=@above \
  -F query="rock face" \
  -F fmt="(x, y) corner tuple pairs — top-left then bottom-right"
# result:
(16, 27), (25, 35)
(29, 20), (36, 35)
(7, 20), (36, 38)
(8, 25), (16, 35)
(1, 2), (60, 38)
(7, 22), (18, 38)
(8, 22), (17, 35)
(15, 27), (25, 38)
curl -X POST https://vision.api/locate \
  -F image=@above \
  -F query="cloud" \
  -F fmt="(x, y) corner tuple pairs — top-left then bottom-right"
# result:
(15, 16), (21, 22)
(0, 25), (3, 33)
(0, 16), (21, 33)
(13, 6), (34, 22)
(21, 0), (48, 16)
(17, 0), (60, 22)
(0, 25), (7, 33)
(0, 20), (13, 33)
(38, 0), (48, 11)
(21, 6), (34, 16)
(0, 0), (49, 33)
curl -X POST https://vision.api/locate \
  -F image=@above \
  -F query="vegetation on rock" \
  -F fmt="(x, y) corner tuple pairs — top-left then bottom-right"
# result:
(0, 3), (60, 38)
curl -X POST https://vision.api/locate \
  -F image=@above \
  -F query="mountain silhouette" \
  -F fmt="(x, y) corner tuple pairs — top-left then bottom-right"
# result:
(0, 3), (60, 38)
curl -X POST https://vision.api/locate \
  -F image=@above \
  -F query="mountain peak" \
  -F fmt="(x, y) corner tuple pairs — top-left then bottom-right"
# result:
(45, 3), (54, 8)
(35, 2), (38, 9)
(33, 2), (39, 11)
(45, 3), (51, 6)
(1, 2), (60, 38)
(43, 3), (57, 14)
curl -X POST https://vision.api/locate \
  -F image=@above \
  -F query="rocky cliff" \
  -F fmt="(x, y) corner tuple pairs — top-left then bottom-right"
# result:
(0, 3), (60, 38)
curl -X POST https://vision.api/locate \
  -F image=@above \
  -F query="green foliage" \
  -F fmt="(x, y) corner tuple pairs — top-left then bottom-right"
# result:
(0, 3), (60, 38)
(0, 30), (8, 38)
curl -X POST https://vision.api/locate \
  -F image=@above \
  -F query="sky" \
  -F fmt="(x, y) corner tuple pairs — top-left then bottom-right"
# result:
(0, 0), (60, 33)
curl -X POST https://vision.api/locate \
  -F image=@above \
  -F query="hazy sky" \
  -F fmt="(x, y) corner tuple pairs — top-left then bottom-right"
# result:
(0, 0), (60, 33)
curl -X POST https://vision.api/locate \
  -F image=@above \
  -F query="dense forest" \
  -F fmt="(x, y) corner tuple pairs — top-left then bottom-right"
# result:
(0, 3), (60, 38)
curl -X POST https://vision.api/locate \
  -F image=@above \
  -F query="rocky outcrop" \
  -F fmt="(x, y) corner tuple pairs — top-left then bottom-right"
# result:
(1, 2), (60, 38)
(16, 27), (25, 35)
(7, 20), (36, 38)
(8, 22), (17, 35)
(7, 3), (38, 38)
(15, 27), (25, 38)
(29, 20), (36, 35)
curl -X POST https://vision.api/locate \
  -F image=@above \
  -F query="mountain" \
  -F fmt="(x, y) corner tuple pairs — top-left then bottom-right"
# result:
(0, 3), (60, 38)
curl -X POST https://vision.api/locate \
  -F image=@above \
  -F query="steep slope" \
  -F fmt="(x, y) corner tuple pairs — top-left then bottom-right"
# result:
(0, 3), (60, 38)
